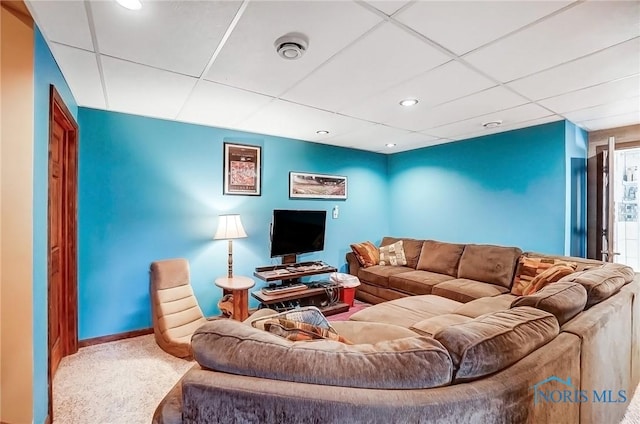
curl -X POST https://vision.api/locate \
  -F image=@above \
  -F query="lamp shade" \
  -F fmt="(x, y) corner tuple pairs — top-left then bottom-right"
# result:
(214, 214), (247, 240)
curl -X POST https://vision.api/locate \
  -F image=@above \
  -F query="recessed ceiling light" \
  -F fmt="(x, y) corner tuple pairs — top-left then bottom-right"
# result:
(385, 143), (396, 148)
(482, 120), (503, 129)
(116, 0), (142, 10)
(316, 130), (329, 135)
(399, 98), (419, 107)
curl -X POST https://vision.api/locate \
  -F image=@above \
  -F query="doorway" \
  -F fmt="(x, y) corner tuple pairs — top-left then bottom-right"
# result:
(48, 85), (79, 420)
(613, 147), (640, 270)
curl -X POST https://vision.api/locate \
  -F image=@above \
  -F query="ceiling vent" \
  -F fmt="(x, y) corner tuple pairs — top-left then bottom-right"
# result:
(482, 120), (503, 129)
(275, 34), (308, 60)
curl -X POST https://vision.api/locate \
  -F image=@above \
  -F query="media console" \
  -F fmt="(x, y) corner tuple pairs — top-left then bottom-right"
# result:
(252, 262), (349, 316)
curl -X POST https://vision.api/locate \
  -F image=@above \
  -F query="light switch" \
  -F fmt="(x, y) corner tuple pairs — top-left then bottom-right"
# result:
(332, 205), (339, 219)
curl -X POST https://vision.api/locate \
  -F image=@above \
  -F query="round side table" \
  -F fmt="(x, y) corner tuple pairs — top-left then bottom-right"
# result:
(215, 276), (255, 321)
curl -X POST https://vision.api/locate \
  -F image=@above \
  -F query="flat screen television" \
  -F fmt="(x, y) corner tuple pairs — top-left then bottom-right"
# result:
(270, 209), (326, 260)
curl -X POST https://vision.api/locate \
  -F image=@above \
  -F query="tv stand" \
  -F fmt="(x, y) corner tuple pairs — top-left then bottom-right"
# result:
(253, 261), (337, 283)
(252, 262), (348, 316)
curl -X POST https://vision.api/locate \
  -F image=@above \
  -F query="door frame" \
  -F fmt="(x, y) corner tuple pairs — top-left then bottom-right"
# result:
(588, 139), (640, 260)
(47, 85), (79, 422)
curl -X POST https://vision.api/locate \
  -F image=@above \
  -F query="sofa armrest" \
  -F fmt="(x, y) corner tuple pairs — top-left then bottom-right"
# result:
(346, 252), (361, 276)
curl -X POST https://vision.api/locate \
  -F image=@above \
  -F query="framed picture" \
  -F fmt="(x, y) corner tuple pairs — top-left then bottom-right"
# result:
(289, 172), (347, 199)
(223, 142), (261, 196)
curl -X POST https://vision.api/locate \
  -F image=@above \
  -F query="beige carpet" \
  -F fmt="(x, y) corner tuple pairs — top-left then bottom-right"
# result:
(622, 385), (640, 424)
(53, 334), (193, 424)
(54, 333), (640, 424)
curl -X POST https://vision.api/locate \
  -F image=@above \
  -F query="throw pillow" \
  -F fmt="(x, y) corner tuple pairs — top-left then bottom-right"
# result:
(379, 240), (407, 266)
(263, 318), (352, 344)
(350, 241), (379, 267)
(511, 257), (577, 296)
(522, 264), (576, 295)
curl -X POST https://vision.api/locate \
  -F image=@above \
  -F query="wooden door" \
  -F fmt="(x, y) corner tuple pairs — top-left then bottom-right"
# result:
(48, 85), (78, 419)
(49, 110), (64, 374)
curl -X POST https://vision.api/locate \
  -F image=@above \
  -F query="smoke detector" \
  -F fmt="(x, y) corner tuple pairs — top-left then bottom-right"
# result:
(275, 34), (308, 60)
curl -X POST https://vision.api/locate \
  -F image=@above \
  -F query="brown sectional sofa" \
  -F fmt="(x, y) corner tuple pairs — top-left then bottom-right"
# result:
(153, 237), (639, 424)
(347, 236), (602, 305)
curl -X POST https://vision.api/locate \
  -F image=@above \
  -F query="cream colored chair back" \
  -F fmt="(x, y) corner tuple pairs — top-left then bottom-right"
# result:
(150, 258), (207, 358)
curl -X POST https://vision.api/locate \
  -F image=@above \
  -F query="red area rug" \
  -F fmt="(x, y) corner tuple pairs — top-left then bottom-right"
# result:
(327, 300), (371, 321)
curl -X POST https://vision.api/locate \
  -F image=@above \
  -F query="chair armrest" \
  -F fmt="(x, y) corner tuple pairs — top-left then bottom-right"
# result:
(345, 252), (362, 276)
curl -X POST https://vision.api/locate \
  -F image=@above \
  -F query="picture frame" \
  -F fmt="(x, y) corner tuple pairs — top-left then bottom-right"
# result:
(289, 172), (347, 200)
(223, 142), (261, 196)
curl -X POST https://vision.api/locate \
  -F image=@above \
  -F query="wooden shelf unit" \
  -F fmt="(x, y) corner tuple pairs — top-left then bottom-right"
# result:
(252, 262), (348, 316)
(253, 261), (337, 282)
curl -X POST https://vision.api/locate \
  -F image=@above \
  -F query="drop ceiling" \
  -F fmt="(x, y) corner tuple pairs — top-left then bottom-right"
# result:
(27, 0), (640, 153)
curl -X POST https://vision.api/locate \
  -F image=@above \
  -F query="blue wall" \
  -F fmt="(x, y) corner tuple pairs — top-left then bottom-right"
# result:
(77, 108), (389, 339)
(33, 27), (78, 424)
(387, 121), (569, 254)
(565, 121), (588, 256)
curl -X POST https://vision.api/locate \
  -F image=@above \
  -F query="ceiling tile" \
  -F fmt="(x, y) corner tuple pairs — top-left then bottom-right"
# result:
(363, 1), (411, 16)
(282, 22), (451, 111)
(49, 43), (105, 109)
(91, 1), (242, 77)
(342, 61), (496, 130)
(178, 81), (274, 129)
(102, 57), (197, 120)
(418, 86), (529, 131)
(563, 97), (640, 124)
(427, 103), (554, 139)
(507, 38), (640, 100)
(578, 111), (640, 131)
(27, 0), (93, 51)
(325, 124), (439, 152)
(465, 1), (640, 82)
(450, 115), (563, 142)
(235, 100), (374, 142)
(205, 1), (382, 97)
(538, 75), (640, 114)
(395, 0), (572, 55)
(390, 137), (452, 153)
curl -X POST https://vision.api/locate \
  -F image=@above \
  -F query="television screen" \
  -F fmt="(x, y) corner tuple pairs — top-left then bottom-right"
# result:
(270, 210), (326, 258)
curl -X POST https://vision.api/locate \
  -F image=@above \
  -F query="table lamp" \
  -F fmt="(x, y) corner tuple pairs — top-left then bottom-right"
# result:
(214, 214), (247, 278)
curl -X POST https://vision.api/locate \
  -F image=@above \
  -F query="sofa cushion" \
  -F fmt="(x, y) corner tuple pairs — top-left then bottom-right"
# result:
(558, 263), (633, 307)
(330, 321), (419, 344)
(417, 240), (465, 277)
(349, 294), (462, 328)
(601, 262), (636, 283)
(453, 294), (517, 318)
(432, 279), (509, 303)
(457, 244), (522, 289)
(434, 307), (559, 382)
(411, 314), (473, 337)
(381, 237), (424, 269)
(350, 241), (379, 267)
(357, 265), (414, 288)
(512, 256), (577, 295)
(379, 240), (407, 266)
(511, 282), (587, 326)
(388, 270), (455, 295)
(191, 319), (454, 389)
(522, 264), (576, 295)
